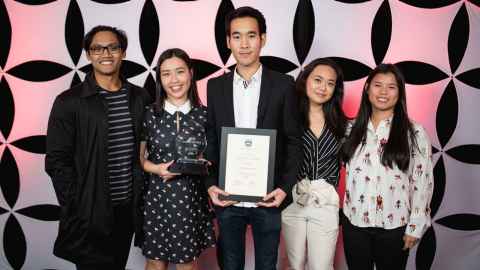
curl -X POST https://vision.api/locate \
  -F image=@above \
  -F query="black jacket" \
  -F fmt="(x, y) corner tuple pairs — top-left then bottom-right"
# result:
(45, 74), (150, 264)
(204, 67), (303, 209)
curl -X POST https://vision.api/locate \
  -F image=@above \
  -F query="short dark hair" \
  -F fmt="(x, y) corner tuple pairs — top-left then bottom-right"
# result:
(83, 25), (128, 53)
(154, 48), (201, 114)
(225, 6), (266, 36)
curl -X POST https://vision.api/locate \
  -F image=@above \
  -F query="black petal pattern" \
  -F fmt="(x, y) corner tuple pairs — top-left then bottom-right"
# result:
(16, 204), (60, 221)
(396, 61), (449, 85)
(227, 64), (236, 72)
(436, 80), (458, 148)
(456, 68), (480, 89)
(0, 147), (19, 209)
(4, 214), (26, 269)
(446, 144), (480, 164)
(80, 60), (147, 78)
(293, 0), (315, 64)
(7, 61), (72, 82)
(329, 57), (372, 81)
(371, 0), (391, 65)
(79, 64), (91, 74)
(65, 0), (84, 66)
(122, 60), (148, 78)
(10, 135), (46, 154)
(139, 0), (159, 66)
(13, 0), (57, 5)
(334, 0), (371, 3)
(469, 0), (480, 7)
(0, 78), (15, 139)
(432, 146), (439, 154)
(448, 4), (469, 74)
(436, 214), (480, 230)
(399, 0), (461, 8)
(214, 0), (234, 65)
(143, 73), (156, 102)
(0, 0), (11, 69)
(431, 157), (446, 218)
(71, 72), (82, 88)
(0, 206), (7, 215)
(90, 0), (130, 3)
(192, 59), (221, 81)
(415, 227), (436, 270)
(260, 56), (298, 74)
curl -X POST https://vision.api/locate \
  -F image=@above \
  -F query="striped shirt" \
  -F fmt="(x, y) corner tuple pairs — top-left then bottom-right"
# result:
(299, 127), (341, 187)
(100, 87), (134, 204)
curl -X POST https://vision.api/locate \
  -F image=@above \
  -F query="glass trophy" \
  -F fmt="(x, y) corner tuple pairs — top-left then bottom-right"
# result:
(168, 126), (208, 176)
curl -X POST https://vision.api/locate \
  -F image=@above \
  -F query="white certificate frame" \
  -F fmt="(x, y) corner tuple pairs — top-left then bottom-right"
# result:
(218, 127), (276, 202)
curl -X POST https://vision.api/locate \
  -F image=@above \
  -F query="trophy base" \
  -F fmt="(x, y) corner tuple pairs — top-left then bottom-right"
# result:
(168, 159), (208, 176)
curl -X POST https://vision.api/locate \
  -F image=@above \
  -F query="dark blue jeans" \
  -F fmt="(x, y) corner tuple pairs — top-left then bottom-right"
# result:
(216, 206), (281, 270)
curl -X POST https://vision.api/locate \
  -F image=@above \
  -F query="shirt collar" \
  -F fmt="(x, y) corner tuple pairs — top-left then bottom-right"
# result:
(368, 115), (393, 132)
(233, 65), (263, 87)
(81, 72), (128, 97)
(164, 99), (191, 115)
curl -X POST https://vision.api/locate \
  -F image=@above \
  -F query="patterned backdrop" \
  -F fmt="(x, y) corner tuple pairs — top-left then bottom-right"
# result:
(0, 0), (479, 269)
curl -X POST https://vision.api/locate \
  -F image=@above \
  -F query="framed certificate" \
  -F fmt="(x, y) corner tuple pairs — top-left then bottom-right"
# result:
(218, 127), (276, 202)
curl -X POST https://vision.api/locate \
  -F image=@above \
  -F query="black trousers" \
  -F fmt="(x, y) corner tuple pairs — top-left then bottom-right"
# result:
(342, 216), (409, 270)
(76, 201), (134, 270)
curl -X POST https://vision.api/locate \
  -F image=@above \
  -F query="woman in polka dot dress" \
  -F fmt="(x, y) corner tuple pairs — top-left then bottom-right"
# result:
(140, 48), (215, 270)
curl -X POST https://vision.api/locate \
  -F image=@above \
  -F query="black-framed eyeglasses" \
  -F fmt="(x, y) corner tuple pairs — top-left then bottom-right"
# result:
(89, 44), (122, 55)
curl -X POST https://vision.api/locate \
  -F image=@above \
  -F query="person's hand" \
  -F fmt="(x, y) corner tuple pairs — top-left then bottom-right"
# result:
(198, 158), (212, 166)
(207, 185), (237, 207)
(257, 188), (286, 207)
(403, 234), (419, 250)
(155, 160), (180, 182)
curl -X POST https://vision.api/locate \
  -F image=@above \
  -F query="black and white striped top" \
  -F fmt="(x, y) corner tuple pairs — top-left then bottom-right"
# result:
(299, 127), (341, 187)
(100, 87), (134, 204)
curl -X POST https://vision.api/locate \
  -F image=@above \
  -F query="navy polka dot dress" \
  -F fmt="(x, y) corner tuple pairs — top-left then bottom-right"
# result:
(141, 106), (215, 263)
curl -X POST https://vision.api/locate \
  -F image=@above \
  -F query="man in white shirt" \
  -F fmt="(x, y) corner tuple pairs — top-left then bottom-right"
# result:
(204, 6), (302, 270)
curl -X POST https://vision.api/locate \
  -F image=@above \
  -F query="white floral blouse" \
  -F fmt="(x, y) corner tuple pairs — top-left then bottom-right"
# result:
(343, 118), (434, 238)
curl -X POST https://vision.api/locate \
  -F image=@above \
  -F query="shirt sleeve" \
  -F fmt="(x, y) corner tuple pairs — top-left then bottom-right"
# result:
(45, 95), (77, 206)
(405, 125), (434, 238)
(204, 80), (219, 190)
(278, 76), (303, 194)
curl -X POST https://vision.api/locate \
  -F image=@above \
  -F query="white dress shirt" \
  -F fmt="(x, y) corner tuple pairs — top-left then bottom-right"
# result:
(232, 65), (263, 207)
(233, 66), (262, 128)
(343, 117), (434, 238)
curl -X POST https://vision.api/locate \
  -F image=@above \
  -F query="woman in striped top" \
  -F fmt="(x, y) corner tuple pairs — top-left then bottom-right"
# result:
(282, 58), (347, 270)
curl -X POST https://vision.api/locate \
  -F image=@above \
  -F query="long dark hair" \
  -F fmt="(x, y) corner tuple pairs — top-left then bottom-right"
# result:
(153, 48), (201, 114)
(342, 63), (417, 171)
(296, 58), (347, 139)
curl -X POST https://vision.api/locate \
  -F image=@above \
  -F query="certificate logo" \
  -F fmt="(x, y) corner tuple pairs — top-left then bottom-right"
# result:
(244, 138), (253, 147)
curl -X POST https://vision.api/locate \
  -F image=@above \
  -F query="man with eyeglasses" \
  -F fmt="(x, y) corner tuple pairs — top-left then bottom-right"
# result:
(45, 25), (150, 270)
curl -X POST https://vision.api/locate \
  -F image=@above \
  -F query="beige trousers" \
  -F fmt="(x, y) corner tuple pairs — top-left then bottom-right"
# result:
(281, 179), (339, 270)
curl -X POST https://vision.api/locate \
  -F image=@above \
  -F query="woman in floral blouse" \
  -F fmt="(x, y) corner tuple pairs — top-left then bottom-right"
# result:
(282, 58), (347, 270)
(341, 63), (434, 270)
